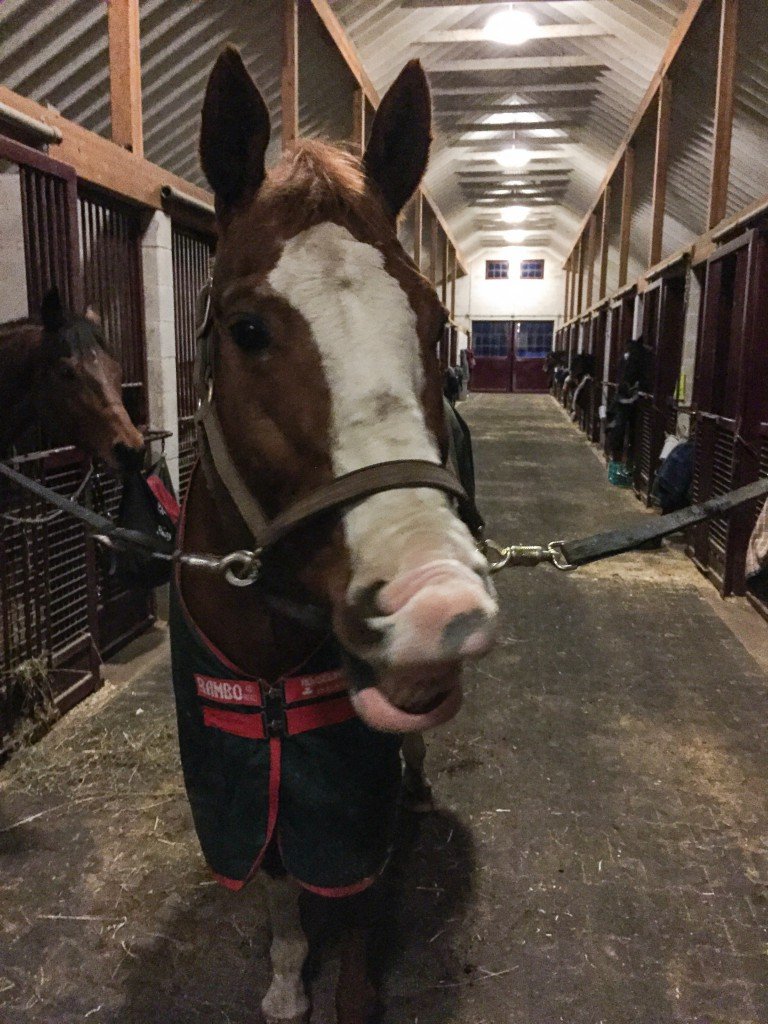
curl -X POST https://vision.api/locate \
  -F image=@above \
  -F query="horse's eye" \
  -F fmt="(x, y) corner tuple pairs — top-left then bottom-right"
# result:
(58, 361), (77, 380)
(229, 315), (271, 353)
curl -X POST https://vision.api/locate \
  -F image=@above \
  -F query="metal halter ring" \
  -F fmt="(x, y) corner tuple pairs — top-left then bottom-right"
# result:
(480, 538), (513, 574)
(219, 549), (262, 587)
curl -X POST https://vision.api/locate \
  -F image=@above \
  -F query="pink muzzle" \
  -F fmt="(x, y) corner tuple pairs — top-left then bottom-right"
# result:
(347, 559), (497, 733)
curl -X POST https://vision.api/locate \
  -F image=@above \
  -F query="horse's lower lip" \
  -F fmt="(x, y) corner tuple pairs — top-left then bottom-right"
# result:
(401, 689), (451, 715)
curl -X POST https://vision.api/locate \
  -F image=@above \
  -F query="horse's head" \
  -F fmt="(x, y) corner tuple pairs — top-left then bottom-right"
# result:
(199, 49), (498, 732)
(37, 287), (145, 471)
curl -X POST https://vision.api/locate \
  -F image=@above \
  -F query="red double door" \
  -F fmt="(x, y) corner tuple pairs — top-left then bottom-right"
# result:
(470, 319), (553, 393)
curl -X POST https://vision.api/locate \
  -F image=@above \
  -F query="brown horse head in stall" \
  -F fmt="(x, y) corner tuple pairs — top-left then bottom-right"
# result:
(0, 287), (144, 469)
(175, 48), (498, 1024)
(185, 49), (498, 720)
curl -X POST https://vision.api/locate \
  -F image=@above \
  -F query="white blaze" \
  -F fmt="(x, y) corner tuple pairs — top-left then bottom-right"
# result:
(268, 222), (483, 585)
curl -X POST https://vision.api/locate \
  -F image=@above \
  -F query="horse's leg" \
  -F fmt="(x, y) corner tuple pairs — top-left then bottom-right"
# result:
(401, 733), (433, 812)
(335, 927), (377, 1024)
(260, 873), (311, 1024)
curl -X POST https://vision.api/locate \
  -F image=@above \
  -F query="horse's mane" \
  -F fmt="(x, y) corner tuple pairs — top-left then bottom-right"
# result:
(267, 140), (390, 235)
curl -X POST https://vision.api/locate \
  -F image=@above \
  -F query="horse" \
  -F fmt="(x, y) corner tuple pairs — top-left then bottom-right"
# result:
(0, 286), (144, 470)
(172, 48), (499, 1024)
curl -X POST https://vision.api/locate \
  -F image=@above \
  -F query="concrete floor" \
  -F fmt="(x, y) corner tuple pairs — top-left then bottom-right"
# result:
(1, 394), (767, 1024)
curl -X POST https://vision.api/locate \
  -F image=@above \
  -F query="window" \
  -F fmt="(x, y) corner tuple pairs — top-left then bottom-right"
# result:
(472, 320), (511, 357)
(520, 259), (545, 280)
(485, 259), (509, 280)
(515, 320), (554, 359)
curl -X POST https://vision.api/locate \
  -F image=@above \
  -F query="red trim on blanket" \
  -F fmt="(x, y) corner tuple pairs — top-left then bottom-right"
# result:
(286, 696), (356, 733)
(202, 705), (266, 739)
(283, 669), (346, 704)
(298, 874), (378, 898)
(211, 871), (245, 892)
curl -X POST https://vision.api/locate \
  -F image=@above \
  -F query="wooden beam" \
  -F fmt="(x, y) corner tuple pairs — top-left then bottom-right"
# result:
(598, 185), (611, 300)
(432, 83), (598, 96)
(576, 237), (585, 316)
(448, 120), (578, 134)
(414, 192), (423, 269)
(441, 232), (450, 305)
(308, 0), (379, 106)
(564, 259), (571, 321)
(649, 76), (672, 267)
(568, 0), (706, 247)
(107, 0), (143, 157)
(308, 0), (467, 273)
(430, 211), (439, 286)
(281, 0), (299, 152)
(450, 247), (457, 321)
(351, 87), (366, 156)
(0, 86), (212, 211)
(708, 0), (739, 229)
(619, 147), (635, 288)
(425, 57), (606, 72)
(585, 214), (597, 309)
(422, 25), (612, 42)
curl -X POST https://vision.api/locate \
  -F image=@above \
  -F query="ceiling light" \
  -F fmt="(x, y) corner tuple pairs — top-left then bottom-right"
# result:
(483, 9), (537, 46)
(487, 188), (511, 195)
(505, 229), (528, 244)
(500, 205), (529, 224)
(496, 146), (532, 168)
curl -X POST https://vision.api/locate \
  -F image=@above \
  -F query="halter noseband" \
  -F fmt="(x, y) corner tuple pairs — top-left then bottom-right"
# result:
(192, 279), (468, 564)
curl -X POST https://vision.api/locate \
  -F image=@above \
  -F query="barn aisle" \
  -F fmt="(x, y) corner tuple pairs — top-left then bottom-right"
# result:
(1, 393), (766, 1024)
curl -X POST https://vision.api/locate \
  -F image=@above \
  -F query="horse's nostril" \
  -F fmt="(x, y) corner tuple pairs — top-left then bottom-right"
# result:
(441, 608), (492, 656)
(351, 580), (386, 621)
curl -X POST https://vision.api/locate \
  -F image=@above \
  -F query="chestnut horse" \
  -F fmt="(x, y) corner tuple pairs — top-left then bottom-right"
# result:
(172, 49), (498, 1023)
(0, 287), (144, 470)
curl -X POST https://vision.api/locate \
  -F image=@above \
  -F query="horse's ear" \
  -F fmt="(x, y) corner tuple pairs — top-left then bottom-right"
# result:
(200, 46), (271, 216)
(364, 60), (432, 219)
(41, 287), (65, 332)
(84, 306), (102, 329)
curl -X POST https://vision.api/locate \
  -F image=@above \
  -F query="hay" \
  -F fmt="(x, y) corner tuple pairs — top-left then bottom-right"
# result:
(1, 654), (59, 754)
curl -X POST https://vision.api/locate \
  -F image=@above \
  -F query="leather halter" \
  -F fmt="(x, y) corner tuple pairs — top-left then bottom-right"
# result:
(192, 279), (468, 556)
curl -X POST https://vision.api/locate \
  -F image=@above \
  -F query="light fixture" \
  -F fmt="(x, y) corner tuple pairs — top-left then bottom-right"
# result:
(487, 188), (512, 196)
(483, 8), (537, 46)
(505, 229), (528, 244)
(500, 205), (529, 224)
(495, 146), (532, 168)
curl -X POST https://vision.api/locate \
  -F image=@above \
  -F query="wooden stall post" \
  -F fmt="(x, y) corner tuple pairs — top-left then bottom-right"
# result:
(619, 146), (635, 287)
(441, 231), (450, 306)
(282, 0), (299, 152)
(708, 0), (739, 229)
(352, 87), (366, 156)
(108, 0), (143, 157)
(576, 236), (585, 316)
(564, 257), (572, 321)
(585, 213), (597, 309)
(599, 186), (611, 299)
(430, 209), (439, 287)
(649, 77), (672, 267)
(414, 191), (423, 270)
(450, 246), (457, 321)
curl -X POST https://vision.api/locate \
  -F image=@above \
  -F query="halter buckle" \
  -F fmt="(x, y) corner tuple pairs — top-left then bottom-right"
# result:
(220, 549), (262, 587)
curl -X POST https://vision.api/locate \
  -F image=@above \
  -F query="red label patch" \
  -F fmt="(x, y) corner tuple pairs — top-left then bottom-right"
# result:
(284, 670), (346, 704)
(195, 675), (262, 707)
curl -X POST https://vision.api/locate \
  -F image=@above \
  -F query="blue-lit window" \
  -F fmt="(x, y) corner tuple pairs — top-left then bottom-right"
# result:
(485, 260), (509, 280)
(515, 320), (554, 359)
(472, 320), (511, 357)
(520, 259), (545, 280)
